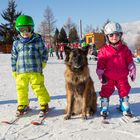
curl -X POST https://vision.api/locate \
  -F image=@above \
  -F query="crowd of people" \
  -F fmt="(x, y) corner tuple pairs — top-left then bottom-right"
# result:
(47, 42), (98, 61)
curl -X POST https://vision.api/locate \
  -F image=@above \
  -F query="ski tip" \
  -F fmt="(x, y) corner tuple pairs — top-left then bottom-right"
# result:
(102, 120), (110, 124)
(31, 121), (42, 125)
(132, 119), (140, 123)
(1, 121), (12, 124)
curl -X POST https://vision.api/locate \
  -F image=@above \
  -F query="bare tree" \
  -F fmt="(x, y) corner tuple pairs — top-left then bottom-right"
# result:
(63, 17), (76, 35)
(84, 24), (95, 33)
(95, 26), (101, 33)
(38, 6), (56, 46)
(134, 34), (140, 56)
(38, 21), (47, 40)
(102, 19), (111, 32)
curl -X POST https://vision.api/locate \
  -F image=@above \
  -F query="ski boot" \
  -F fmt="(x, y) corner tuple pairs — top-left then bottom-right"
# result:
(119, 96), (133, 117)
(100, 97), (109, 117)
(16, 105), (30, 116)
(39, 104), (49, 117)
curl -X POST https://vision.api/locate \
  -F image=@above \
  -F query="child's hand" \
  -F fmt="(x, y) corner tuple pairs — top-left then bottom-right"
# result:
(101, 74), (107, 85)
(42, 62), (47, 69)
(129, 69), (136, 81)
(128, 62), (136, 82)
(12, 71), (17, 78)
(96, 69), (104, 82)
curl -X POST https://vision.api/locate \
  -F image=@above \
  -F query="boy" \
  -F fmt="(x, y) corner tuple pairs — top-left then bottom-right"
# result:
(11, 15), (50, 117)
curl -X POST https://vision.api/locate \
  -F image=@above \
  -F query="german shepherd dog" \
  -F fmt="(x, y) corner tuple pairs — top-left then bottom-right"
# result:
(64, 46), (97, 120)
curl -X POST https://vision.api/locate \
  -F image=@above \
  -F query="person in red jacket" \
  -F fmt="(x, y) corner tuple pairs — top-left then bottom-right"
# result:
(59, 43), (64, 59)
(96, 21), (136, 117)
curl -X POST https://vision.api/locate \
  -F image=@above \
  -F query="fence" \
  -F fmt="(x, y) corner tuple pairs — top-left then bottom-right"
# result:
(0, 44), (12, 53)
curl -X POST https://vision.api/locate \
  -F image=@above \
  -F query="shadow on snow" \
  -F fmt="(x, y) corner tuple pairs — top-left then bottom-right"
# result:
(0, 95), (66, 105)
(0, 87), (140, 105)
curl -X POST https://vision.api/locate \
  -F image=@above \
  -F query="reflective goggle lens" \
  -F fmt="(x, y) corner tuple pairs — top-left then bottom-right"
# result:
(108, 33), (121, 37)
(18, 26), (32, 33)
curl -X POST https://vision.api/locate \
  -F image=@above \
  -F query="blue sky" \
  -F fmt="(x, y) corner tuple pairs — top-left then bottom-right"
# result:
(0, 0), (140, 32)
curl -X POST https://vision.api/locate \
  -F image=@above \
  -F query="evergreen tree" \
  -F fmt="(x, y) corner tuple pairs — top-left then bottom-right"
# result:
(53, 28), (59, 45)
(59, 27), (68, 43)
(0, 0), (22, 44)
(68, 27), (79, 43)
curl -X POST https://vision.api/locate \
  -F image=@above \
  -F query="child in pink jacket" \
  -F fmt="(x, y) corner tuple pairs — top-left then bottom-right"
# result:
(96, 21), (136, 117)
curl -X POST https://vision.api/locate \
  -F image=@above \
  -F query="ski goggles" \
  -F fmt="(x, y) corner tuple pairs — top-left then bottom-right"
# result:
(17, 26), (33, 33)
(108, 32), (121, 37)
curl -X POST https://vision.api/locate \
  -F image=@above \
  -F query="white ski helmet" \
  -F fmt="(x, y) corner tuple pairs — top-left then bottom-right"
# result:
(104, 21), (123, 35)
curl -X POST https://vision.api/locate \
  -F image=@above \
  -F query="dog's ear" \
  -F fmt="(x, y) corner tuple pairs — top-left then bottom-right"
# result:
(64, 46), (71, 62)
(64, 46), (71, 56)
(81, 45), (89, 55)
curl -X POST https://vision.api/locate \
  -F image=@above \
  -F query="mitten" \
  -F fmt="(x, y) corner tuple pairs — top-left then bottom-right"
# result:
(128, 62), (136, 81)
(96, 69), (104, 82)
(42, 62), (47, 69)
(12, 71), (17, 78)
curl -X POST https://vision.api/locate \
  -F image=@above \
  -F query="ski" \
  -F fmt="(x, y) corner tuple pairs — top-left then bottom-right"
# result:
(118, 110), (140, 123)
(116, 106), (140, 123)
(120, 114), (133, 123)
(31, 116), (46, 125)
(121, 114), (140, 123)
(1, 110), (30, 125)
(101, 116), (110, 124)
(100, 112), (110, 124)
(132, 118), (140, 123)
(31, 107), (55, 125)
(1, 116), (21, 125)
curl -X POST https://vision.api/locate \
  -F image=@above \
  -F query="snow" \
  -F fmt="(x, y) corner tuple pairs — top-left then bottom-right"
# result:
(0, 54), (140, 140)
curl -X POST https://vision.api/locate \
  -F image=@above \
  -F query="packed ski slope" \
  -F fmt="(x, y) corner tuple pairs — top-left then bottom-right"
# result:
(0, 54), (140, 140)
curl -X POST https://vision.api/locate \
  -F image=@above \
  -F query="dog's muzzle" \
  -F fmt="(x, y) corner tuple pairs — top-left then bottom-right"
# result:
(72, 65), (83, 72)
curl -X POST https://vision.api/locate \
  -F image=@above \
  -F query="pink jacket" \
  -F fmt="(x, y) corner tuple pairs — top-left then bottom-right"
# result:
(97, 42), (133, 80)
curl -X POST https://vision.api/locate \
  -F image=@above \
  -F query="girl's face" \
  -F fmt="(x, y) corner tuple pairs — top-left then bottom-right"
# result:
(20, 32), (32, 38)
(107, 32), (121, 44)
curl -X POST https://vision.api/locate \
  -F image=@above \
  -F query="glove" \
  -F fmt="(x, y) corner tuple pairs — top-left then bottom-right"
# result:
(96, 69), (107, 84)
(128, 62), (136, 81)
(42, 62), (47, 69)
(101, 74), (107, 85)
(12, 71), (17, 78)
(96, 69), (104, 81)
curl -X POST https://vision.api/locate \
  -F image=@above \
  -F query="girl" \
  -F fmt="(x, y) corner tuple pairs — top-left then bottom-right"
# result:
(96, 21), (136, 117)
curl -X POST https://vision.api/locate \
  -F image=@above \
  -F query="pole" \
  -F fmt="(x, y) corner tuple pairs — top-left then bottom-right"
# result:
(79, 19), (82, 39)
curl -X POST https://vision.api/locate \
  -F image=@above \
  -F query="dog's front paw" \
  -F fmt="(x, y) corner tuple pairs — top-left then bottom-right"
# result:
(82, 114), (87, 120)
(64, 114), (71, 120)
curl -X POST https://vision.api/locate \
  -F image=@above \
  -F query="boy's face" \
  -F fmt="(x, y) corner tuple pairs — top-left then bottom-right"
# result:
(20, 32), (32, 38)
(18, 26), (33, 38)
